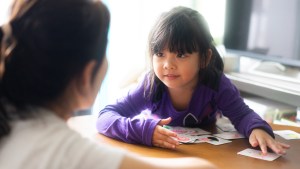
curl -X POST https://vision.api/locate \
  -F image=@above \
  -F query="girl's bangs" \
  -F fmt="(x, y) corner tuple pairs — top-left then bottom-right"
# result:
(152, 20), (199, 54)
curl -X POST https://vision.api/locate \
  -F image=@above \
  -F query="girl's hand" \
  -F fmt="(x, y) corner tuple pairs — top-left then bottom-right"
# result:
(249, 129), (290, 155)
(152, 117), (179, 149)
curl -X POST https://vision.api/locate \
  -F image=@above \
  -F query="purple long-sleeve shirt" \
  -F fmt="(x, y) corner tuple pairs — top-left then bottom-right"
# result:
(96, 73), (274, 146)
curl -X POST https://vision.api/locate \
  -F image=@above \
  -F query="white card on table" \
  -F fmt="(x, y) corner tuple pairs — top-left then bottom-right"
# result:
(213, 131), (245, 139)
(274, 130), (300, 140)
(237, 148), (281, 161)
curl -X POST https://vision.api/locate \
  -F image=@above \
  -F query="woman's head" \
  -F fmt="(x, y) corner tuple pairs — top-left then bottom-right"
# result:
(0, 0), (110, 108)
(147, 6), (223, 93)
(0, 0), (110, 136)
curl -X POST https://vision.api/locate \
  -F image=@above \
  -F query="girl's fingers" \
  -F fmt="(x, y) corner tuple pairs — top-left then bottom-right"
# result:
(279, 142), (291, 149)
(250, 129), (290, 155)
(249, 134), (259, 147)
(152, 126), (179, 149)
(157, 131), (179, 147)
(266, 140), (285, 155)
(256, 138), (268, 155)
(158, 117), (172, 126)
(267, 140), (290, 155)
(158, 126), (177, 137)
(153, 136), (178, 149)
(166, 135), (179, 146)
(154, 139), (177, 149)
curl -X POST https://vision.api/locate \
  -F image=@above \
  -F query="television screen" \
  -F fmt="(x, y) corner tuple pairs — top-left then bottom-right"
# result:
(223, 0), (300, 68)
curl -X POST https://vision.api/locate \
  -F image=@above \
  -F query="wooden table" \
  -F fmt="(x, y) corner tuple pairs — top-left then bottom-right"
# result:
(68, 115), (300, 169)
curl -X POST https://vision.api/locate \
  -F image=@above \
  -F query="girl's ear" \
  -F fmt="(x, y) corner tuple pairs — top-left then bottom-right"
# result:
(206, 49), (212, 66)
(201, 49), (212, 68)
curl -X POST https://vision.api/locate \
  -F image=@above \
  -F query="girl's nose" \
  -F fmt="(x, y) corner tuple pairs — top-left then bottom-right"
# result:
(163, 55), (176, 70)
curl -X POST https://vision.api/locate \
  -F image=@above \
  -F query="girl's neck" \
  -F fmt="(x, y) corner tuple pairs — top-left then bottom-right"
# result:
(166, 75), (199, 111)
(167, 85), (196, 111)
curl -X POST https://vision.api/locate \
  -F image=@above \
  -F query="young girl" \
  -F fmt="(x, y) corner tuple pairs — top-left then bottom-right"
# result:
(97, 6), (290, 155)
(0, 1), (217, 169)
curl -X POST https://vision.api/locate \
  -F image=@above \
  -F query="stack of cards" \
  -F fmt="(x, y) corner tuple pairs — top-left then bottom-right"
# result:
(213, 131), (245, 139)
(216, 117), (237, 132)
(164, 125), (235, 145)
(163, 125), (210, 136)
(192, 135), (232, 145)
(163, 125), (211, 144)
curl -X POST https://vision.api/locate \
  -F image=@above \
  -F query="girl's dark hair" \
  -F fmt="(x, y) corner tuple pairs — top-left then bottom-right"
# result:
(0, 0), (110, 137)
(146, 6), (224, 99)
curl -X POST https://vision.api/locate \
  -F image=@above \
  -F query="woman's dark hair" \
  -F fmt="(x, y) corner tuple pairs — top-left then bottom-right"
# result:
(146, 6), (224, 99)
(0, 0), (110, 137)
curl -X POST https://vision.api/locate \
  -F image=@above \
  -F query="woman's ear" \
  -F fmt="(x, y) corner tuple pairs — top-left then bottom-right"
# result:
(52, 60), (98, 116)
(77, 58), (108, 108)
(78, 60), (97, 97)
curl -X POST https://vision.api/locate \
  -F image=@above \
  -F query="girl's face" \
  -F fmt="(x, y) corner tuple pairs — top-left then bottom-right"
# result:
(153, 49), (200, 90)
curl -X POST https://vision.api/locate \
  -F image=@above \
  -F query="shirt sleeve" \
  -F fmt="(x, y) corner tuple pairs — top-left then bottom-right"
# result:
(215, 74), (274, 138)
(96, 75), (160, 146)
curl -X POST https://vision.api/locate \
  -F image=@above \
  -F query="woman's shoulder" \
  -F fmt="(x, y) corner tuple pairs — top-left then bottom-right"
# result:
(1, 110), (126, 169)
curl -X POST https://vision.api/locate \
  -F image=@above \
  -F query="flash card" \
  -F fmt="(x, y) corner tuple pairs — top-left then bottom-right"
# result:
(274, 130), (300, 140)
(189, 128), (211, 136)
(174, 134), (195, 144)
(163, 125), (210, 135)
(174, 133), (207, 144)
(216, 117), (237, 132)
(216, 123), (236, 132)
(237, 148), (281, 161)
(193, 135), (214, 143)
(213, 131), (245, 140)
(164, 126), (233, 145)
(192, 135), (232, 145)
(205, 136), (232, 145)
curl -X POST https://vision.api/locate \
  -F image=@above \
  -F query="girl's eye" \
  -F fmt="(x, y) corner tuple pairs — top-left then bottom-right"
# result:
(177, 53), (186, 58)
(156, 53), (164, 57)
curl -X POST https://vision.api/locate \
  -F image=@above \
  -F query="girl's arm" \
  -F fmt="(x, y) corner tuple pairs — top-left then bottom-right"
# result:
(216, 74), (274, 137)
(216, 74), (290, 155)
(96, 76), (160, 146)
